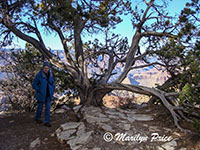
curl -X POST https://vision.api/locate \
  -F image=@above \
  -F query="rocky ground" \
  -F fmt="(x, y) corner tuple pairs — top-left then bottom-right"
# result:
(0, 104), (199, 150)
(0, 110), (77, 150)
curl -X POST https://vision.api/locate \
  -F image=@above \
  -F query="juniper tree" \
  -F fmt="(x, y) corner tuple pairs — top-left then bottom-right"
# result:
(0, 0), (199, 131)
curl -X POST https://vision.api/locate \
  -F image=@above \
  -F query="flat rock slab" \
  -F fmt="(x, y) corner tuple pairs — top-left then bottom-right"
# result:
(73, 105), (82, 113)
(67, 131), (93, 145)
(85, 115), (110, 124)
(160, 140), (177, 150)
(60, 122), (84, 131)
(30, 137), (40, 149)
(54, 106), (188, 150)
(100, 124), (114, 132)
(55, 120), (94, 150)
(57, 129), (76, 144)
(127, 114), (153, 121)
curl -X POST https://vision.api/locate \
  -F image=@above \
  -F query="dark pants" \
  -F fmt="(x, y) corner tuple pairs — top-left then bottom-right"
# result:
(35, 97), (51, 123)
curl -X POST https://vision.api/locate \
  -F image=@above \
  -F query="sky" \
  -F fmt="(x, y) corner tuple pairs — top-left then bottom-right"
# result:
(11, 0), (190, 50)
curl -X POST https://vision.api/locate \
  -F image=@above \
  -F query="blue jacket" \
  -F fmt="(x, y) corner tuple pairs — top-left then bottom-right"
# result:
(32, 69), (55, 102)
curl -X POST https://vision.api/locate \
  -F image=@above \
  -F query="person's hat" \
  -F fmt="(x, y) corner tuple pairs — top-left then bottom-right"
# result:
(42, 61), (50, 68)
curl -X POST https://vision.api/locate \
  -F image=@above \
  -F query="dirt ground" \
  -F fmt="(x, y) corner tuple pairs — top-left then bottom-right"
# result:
(0, 105), (199, 150)
(0, 110), (77, 150)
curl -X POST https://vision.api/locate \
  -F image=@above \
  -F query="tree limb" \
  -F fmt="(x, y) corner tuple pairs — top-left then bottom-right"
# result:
(130, 62), (166, 70)
(139, 0), (154, 27)
(141, 31), (177, 38)
(2, 15), (52, 59)
(47, 21), (75, 67)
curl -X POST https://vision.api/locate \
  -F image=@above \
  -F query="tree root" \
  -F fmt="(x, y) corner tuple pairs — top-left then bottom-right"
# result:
(101, 83), (193, 133)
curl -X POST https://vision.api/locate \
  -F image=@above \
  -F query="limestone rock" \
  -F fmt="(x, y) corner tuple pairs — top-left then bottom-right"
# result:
(55, 119), (94, 150)
(143, 124), (148, 128)
(51, 133), (55, 137)
(73, 105), (82, 113)
(54, 108), (66, 114)
(67, 131), (93, 148)
(55, 128), (62, 136)
(100, 124), (114, 132)
(173, 132), (181, 137)
(94, 112), (107, 118)
(116, 108), (137, 114)
(118, 120), (128, 123)
(108, 115), (118, 119)
(69, 145), (82, 150)
(127, 117), (135, 123)
(30, 137), (40, 149)
(57, 129), (76, 144)
(148, 126), (160, 132)
(82, 106), (102, 114)
(76, 123), (86, 136)
(85, 115), (110, 124)
(127, 114), (153, 121)
(60, 122), (84, 131)
(54, 106), (181, 150)
(163, 127), (172, 132)
(104, 110), (116, 115)
(160, 140), (177, 150)
(157, 146), (165, 150)
(124, 124), (131, 130)
(106, 110), (128, 120)
(93, 147), (101, 150)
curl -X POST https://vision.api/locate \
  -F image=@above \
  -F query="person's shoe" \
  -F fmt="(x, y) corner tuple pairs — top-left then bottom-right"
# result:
(35, 119), (42, 124)
(44, 122), (51, 127)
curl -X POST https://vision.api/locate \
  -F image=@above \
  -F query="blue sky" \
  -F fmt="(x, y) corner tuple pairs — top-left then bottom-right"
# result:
(12, 0), (190, 50)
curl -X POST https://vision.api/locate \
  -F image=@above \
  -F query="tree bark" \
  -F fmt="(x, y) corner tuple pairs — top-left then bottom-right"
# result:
(78, 85), (111, 106)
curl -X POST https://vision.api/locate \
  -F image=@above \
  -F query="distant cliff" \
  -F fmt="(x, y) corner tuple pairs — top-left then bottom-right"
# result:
(0, 49), (169, 87)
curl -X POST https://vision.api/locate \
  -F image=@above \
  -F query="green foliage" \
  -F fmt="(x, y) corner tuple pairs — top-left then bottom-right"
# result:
(154, 0), (200, 130)
(193, 118), (200, 131)
(178, 0), (200, 42)
(67, 99), (75, 109)
(0, 43), (44, 112)
(32, 0), (125, 32)
(157, 40), (200, 129)
(0, 43), (77, 112)
(11, 43), (44, 81)
(179, 83), (192, 103)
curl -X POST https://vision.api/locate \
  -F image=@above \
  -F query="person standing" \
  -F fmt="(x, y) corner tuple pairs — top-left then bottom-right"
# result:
(32, 61), (55, 127)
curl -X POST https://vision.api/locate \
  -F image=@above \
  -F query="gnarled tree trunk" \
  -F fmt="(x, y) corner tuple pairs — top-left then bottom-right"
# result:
(78, 85), (112, 106)
(1, 0), (195, 133)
